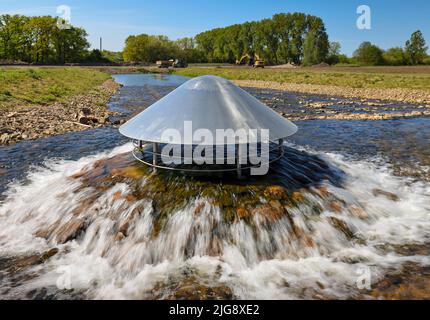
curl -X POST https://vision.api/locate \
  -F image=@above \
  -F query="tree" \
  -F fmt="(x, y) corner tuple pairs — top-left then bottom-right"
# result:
(353, 42), (384, 65)
(273, 13), (293, 64)
(255, 19), (278, 64)
(337, 54), (350, 64)
(0, 15), (30, 61)
(101, 50), (124, 63)
(123, 35), (146, 62)
(123, 34), (178, 63)
(304, 16), (329, 65)
(327, 42), (341, 64)
(52, 26), (89, 63)
(0, 14), (89, 64)
(405, 30), (428, 65)
(25, 16), (57, 64)
(383, 47), (406, 66)
(193, 12), (329, 65)
(302, 31), (318, 66)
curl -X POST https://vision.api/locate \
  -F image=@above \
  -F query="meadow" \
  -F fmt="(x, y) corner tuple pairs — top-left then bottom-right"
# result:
(0, 67), (111, 109)
(173, 65), (430, 91)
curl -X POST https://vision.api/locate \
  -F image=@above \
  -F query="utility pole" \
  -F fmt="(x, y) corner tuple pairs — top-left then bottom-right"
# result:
(100, 37), (103, 52)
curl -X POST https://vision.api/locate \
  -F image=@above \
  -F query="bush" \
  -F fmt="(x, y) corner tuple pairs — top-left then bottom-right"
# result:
(353, 42), (384, 66)
(383, 47), (406, 66)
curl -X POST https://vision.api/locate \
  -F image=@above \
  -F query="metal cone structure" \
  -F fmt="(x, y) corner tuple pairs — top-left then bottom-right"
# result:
(119, 75), (298, 175)
(119, 75), (297, 144)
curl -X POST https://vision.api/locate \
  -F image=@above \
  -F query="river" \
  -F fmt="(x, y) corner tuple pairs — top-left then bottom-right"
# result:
(0, 73), (429, 300)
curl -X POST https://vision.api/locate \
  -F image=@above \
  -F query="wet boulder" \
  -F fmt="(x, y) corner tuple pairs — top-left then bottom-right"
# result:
(54, 219), (86, 244)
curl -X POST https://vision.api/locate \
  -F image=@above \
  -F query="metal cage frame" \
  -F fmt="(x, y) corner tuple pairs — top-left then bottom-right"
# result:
(131, 139), (286, 177)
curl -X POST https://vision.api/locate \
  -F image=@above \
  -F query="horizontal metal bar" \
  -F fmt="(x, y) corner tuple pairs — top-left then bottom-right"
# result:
(131, 146), (285, 173)
(132, 140), (284, 161)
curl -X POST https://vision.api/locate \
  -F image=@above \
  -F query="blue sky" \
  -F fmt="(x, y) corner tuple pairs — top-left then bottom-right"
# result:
(1, 0), (429, 55)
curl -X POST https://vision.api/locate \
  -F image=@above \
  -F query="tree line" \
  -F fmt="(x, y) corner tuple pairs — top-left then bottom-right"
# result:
(123, 13), (330, 66)
(123, 35), (202, 64)
(1, 13), (429, 66)
(194, 13), (329, 65)
(351, 31), (428, 66)
(123, 14), (429, 67)
(0, 14), (105, 64)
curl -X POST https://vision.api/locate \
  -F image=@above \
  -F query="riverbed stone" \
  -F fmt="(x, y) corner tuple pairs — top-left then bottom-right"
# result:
(54, 218), (86, 244)
(0, 79), (120, 145)
(372, 189), (400, 201)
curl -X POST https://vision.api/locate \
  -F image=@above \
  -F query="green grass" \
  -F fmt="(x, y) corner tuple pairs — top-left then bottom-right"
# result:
(173, 67), (430, 91)
(0, 67), (111, 108)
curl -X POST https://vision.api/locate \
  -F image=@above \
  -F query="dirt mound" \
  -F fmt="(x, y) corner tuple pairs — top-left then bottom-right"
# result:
(268, 63), (299, 69)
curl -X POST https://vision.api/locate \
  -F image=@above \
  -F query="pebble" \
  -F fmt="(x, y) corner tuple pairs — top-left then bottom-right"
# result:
(0, 79), (120, 145)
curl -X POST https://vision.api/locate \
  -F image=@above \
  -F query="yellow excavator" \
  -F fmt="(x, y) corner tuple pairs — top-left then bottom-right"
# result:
(235, 53), (265, 68)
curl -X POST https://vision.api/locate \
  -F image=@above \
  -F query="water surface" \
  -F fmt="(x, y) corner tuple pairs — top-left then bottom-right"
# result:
(1, 74), (430, 300)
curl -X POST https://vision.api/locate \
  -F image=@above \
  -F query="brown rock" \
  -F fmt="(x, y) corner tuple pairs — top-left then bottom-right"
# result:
(264, 185), (286, 199)
(349, 205), (368, 220)
(110, 166), (144, 179)
(302, 235), (316, 248)
(329, 201), (343, 213)
(112, 191), (122, 201)
(13, 255), (42, 269)
(78, 116), (93, 125)
(329, 217), (354, 240)
(372, 189), (400, 201)
(252, 200), (284, 221)
(41, 248), (59, 261)
(292, 191), (305, 202)
(118, 221), (129, 235)
(118, 206), (142, 236)
(236, 208), (249, 219)
(80, 107), (92, 116)
(125, 194), (137, 202)
(152, 277), (235, 300)
(194, 203), (206, 216)
(54, 219), (86, 244)
(316, 186), (331, 198)
(114, 232), (125, 242)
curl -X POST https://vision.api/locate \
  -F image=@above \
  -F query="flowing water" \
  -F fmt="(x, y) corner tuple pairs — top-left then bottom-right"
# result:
(0, 74), (430, 300)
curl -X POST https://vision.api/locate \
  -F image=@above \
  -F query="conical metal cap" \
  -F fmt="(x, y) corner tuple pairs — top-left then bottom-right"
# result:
(119, 75), (297, 145)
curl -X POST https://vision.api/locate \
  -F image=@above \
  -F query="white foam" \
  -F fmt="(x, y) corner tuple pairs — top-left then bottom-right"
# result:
(1, 143), (430, 299)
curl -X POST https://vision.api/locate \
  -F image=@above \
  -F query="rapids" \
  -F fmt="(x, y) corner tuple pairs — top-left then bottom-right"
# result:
(0, 74), (429, 300)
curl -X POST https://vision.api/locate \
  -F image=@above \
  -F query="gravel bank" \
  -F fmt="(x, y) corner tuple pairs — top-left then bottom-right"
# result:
(0, 79), (121, 145)
(234, 80), (430, 104)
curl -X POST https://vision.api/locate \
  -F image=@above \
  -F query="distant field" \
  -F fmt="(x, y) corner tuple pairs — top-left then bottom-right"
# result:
(173, 66), (430, 90)
(0, 67), (111, 108)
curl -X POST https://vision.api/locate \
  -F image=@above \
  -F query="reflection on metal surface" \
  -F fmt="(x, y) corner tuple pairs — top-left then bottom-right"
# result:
(119, 75), (298, 175)
(119, 75), (298, 145)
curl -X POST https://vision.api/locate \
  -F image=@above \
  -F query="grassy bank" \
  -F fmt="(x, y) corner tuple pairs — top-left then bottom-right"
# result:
(173, 66), (430, 91)
(0, 67), (111, 109)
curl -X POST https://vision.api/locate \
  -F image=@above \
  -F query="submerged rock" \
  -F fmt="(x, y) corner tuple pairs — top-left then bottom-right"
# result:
(54, 219), (86, 244)
(372, 189), (400, 201)
(3, 248), (59, 274)
(152, 276), (235, 300)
